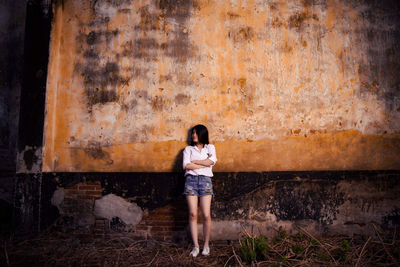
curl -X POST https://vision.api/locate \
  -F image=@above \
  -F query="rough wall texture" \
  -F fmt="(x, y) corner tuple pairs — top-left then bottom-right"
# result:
(16, 0), (51, 174)
(12, 0), (400, 239)
(0, 0), (28, 235)
(0, 0), (26, 155)
(37, 171), (399, 240)
(42, 0), (400, 172)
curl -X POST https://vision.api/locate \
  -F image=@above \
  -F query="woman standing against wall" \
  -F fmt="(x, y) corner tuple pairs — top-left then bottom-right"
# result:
(182, 124), (217, 257)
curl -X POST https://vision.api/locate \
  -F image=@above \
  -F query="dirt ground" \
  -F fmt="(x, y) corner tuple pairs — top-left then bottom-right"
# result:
(1, 224), (399, 266)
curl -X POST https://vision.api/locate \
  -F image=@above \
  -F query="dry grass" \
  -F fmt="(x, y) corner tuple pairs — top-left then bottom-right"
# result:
(0, 223), (399, 266)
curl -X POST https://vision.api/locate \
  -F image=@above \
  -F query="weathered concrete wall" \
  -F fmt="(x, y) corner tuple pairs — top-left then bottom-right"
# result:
(16, 0), (51, 174)
(13, 0), (52, 234)
(0, 0), (27, 170)
(0, 0), (28, 235)
(42, 0), (400, 172)
(0, 0), (25, 153)
(38, 171), (400, 240)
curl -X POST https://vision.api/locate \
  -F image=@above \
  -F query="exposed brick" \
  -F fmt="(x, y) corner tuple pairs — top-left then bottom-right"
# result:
(163, 226), (186, 231)
(85, 190), (102, 196)
(146, 221), (175, 226)
(135, 225), (149, 230)
(150, 226), (164, 232)
(78, 195), (95, 200)
(151, 230), (174, 236)
(64, 185), (78, 189)
(145, 215), (172, 221)
(84, 181), (101, 185)
(155, 206), (175, 212)
(78, 185), (98, 190)
(65, 189), (80, 195)
(156, 210), (175, 215)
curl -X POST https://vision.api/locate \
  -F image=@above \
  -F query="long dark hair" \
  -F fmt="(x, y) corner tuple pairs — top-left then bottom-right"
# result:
(190, 124), (209, 146)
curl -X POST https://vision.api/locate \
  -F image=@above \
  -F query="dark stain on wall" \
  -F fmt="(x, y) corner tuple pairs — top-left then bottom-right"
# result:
(83, 48), (98, 58)
(74, 21), (131, 113)
(213, 179), (344, 224)
(135, 5), (161, 31)
(174, 93), (191, 105)
(22, 148), (39, 171)
(150, 95), (167, 111)
(270, 180), (344, 224)
(79, 29), (120, 46)
(121, 98), (138, 112)
(120, 41), (133, 57)
(84, 87), (118, 107)
(270, 17), (283, 28)
(156, 0), (198, 18)
(288, 11), (319, 31)
(29, 170), (400, 233)
(356, 1), (400, 112)
(129, 125), (155, 143)
(281, 41), (293, 53)
(83, 141), (113, 165)
(90, 0), (133, 12)
(77, 58), (129, 109)
(133, 38), (159, 60)
(72, 0), (199, 115)
(228, 26), (254, 43)
(86, 30), (100, 45)
(131, 0), (197, 63)
(227, 12), (240, 19)
(159, 74), (172, 83)
(383, 207), (400, 226)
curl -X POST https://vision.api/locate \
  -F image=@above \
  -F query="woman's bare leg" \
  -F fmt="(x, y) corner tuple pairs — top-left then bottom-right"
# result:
(186, 195), (199, 248)
(199, 195), (212, 247)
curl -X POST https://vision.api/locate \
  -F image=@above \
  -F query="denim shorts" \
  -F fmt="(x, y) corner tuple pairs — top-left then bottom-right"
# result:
(183, 174), (214, 196)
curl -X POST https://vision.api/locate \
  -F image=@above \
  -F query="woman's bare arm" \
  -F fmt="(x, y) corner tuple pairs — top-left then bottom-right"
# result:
(191, 153), (215, 167)
(191, 158), (214, 167)
(184, 163), (205, 170)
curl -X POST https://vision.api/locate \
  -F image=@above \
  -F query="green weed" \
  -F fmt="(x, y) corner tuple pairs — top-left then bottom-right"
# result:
(239, 235), (270, 264)
(292, 244), (305, 254)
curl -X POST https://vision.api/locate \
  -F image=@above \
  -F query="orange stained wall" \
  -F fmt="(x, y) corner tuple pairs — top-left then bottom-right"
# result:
(42, 0), (400, 172)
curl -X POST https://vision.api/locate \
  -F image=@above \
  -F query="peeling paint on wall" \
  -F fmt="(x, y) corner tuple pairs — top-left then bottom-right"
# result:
(43, 0), (400, 172)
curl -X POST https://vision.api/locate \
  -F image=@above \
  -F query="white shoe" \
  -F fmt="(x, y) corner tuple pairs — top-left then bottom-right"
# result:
(202, 246), (210, 256)
(189, 247), (200, 257)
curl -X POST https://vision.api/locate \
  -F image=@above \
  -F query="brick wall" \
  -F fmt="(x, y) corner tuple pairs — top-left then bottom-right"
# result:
(61, 181), (194, 242)
(64, 181), (103, 200)
(135, 200), (192, 241)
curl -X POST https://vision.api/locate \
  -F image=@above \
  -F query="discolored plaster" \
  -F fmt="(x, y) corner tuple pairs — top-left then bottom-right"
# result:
(43, 0), (400, 172)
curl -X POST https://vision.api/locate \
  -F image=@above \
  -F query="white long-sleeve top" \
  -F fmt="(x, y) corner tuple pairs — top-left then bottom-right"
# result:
(182, 144), (217, 177)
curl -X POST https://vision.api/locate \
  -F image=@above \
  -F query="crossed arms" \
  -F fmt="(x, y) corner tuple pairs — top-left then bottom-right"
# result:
(182, 145), (217, 170)
(184, 156), (214, 170)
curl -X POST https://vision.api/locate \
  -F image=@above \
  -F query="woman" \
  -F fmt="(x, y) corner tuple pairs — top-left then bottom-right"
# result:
(182, 124), (217, 257)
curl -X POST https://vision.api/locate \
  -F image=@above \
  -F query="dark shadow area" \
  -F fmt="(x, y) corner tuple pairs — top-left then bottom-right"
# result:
(0, 198), (13, 238)
(171, 149), (184, 172)
(170, 127), (193, 243)
(170, 195), (189, 244)
(357, 1), (400, 115)
(171, 127), (192, 172)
